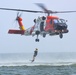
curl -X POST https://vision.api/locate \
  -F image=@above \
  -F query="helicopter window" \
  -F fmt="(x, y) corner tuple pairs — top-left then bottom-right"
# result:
(58, 19), (62, 23)
(53, 19), (66, 24)
(60, 19), (66, 23)
(53, 19), (58, 24)
(58, 19), (66, 23)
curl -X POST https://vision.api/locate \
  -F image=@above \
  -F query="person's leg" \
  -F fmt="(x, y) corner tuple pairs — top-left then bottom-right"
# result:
(31, 56), (35, 62)
(33, 56), (35, 61)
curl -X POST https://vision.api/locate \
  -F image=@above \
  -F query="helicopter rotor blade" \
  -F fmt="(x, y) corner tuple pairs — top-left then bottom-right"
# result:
(0, 7), (76, 14)
(35, 3), (52, 15)
(17, 12), (22, 17)
(35, 3), (76, 14)
(53, 11), (76, 13)
(0, 7), (43, 13)
(17, 12), (19, 17)
(35, 3), (49, 12)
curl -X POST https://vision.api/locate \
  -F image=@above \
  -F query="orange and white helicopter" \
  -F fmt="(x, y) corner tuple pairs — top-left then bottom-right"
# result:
(0, 3), (76, 42)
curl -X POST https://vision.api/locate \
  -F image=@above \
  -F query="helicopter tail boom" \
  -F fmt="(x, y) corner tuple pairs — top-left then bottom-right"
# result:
(8, 30), (25, 35)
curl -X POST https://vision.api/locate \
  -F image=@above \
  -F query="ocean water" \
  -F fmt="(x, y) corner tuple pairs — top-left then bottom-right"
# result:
(0, 52), (76, 75)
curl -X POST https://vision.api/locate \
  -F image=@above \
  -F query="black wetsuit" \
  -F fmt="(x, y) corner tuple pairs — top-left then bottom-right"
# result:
(31, 50), (38, 62)
(34, 50), (38, 57)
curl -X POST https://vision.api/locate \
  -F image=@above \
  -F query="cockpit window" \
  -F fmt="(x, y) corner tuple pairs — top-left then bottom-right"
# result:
(53, 19), (66, 24)
(53, 19), (58, 23)
(60, 19), (66, 23)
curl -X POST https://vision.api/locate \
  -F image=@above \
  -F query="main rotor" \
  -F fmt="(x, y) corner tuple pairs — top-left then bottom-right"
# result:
(0, 3), (76, 16)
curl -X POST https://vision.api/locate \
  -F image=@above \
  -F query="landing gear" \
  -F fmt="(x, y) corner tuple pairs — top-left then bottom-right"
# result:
(35, 38), (39, 42)
(43, 33), (46, 37)
(59, 32), (63, 38)
(35, 31), (40, 42)
(35, 35), (39, 42)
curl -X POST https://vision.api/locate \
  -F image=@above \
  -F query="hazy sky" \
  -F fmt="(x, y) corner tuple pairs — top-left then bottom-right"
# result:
(0, 0), (76, 53)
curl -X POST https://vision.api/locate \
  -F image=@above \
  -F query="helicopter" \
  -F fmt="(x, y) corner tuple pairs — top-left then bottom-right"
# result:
(0, 3), (76, 42)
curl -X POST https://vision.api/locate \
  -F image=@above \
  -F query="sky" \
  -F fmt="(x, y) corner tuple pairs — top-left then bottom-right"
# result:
(0, 0), (76, 53)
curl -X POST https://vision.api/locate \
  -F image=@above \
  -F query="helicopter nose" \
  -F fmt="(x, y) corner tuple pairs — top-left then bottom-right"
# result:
(56, 24), (67, 30)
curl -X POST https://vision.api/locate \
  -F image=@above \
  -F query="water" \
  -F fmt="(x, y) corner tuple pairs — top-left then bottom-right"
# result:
(0, 52), (76, 75)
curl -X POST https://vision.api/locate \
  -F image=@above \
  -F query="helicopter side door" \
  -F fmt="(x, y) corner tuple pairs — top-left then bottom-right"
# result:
(34, 16), (46, 32)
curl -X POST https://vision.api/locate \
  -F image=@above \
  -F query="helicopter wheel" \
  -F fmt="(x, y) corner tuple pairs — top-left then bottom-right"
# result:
(35, 39), (39, 42)
(43, 33), (46, 38)
(59, 32), (63, 38)
(35, 34), (40, 42)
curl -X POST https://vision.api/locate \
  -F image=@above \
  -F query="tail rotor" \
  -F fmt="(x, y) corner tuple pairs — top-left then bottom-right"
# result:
(12, 12), (23, 28)
(16, 12), (22, 21)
